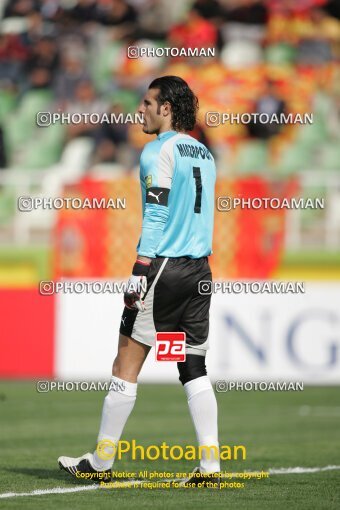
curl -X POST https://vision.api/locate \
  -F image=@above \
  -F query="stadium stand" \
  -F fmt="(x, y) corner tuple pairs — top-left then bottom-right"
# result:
(0, 0), (339, 265)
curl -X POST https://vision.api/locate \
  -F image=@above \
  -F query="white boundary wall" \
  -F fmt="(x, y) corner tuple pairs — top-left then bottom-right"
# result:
(55, 282), (340, 384)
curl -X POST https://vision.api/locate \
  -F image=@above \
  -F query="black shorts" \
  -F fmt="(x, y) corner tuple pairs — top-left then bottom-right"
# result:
(119, 256), (212, 354)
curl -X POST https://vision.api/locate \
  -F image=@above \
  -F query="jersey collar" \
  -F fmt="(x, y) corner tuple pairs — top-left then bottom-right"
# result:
(157, 130), (177, 140)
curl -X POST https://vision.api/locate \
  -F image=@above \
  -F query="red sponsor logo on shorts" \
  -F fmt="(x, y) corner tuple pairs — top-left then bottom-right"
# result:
(155, 332), (186, 362)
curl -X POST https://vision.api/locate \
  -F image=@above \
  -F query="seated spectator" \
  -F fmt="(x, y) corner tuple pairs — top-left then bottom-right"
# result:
(54, 53), (91, 102)
(40, 0), (64, 22)
(27, 66), (53, 90)
(324, 0), (340, 20)
(96, 0), (137, 39)
(65, 80), (107, 140)
(93, 102), (129, 164)
(168, 7), (218, 51)
(220, 0), (267, 45)
(192, 0), (224, 21)
(296, 7), (340, 65)
(22, 11), (57, 46)
(25, 36), (59, 80)
(223, 0), (267, 25)
(66, 0), (97, 24)
(3, 0), (39, 18)
(0, 34), (29, 84)
(131, 0), (169, 40)
(247, 80), (286, 139)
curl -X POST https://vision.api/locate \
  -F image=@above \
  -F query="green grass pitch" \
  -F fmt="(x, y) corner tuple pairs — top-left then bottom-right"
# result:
(0, 382), (339, 509)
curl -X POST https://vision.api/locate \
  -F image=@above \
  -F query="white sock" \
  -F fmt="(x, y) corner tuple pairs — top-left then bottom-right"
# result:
(92, 375), (137, 471)
(184, 375), (220, 473)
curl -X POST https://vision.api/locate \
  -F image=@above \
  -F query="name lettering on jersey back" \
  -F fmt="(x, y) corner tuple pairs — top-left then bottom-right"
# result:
(177, 143), (212, 160)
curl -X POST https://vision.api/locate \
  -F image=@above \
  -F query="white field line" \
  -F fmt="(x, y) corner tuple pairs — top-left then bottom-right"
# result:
(0, 485), (99, 498)
(1, 466), (340, 499)
(299, 406), (340, 417)
(268, 465), (340, 474)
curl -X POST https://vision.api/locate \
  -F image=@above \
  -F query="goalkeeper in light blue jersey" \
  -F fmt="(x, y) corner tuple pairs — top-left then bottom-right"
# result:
(58, 76), (221, 487)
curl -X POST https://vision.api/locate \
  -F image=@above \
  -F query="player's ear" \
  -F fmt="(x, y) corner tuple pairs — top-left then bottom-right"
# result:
(162, 101), (171, 117)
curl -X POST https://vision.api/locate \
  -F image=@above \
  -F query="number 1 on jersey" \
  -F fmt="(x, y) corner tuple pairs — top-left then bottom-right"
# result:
(193, 166), (202, 213)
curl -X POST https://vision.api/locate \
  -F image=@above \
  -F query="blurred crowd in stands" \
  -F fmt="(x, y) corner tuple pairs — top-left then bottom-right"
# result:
(0, 0), (340, 172)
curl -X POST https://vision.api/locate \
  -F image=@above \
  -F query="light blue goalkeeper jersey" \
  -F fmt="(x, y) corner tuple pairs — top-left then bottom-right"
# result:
(136, 130), (216, 258)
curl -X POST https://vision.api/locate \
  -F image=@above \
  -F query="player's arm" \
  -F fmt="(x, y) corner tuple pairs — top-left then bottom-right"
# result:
(137, 187), (170, 258)
(137, 255), (152, 264)
(123, 257), (151, 312)
(124, 143), (174, 311)
(137, 143), (173, 258)
(123, 198), (169, 311)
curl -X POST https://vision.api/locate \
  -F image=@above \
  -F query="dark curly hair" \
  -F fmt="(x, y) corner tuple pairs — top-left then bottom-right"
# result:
(148, 76), (198, 132)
